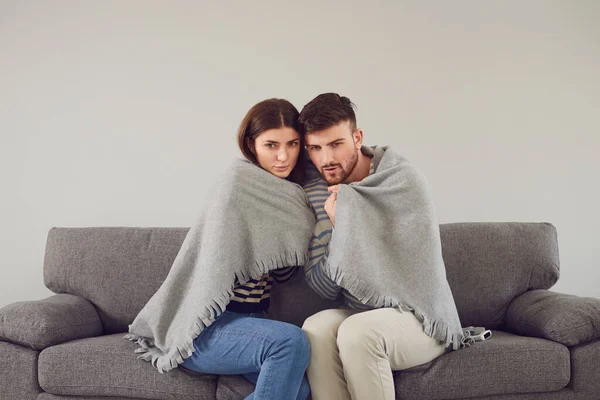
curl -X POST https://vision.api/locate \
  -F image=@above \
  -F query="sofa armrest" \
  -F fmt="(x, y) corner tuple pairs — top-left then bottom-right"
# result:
(0, 293), (103, 350)
(504, 289), (600, 346)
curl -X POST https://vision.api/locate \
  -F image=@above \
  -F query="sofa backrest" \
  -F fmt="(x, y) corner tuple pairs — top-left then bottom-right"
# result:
(43, 222), (559, 333)
(440, 222), (559, 328)
(44, 228), (188, 333)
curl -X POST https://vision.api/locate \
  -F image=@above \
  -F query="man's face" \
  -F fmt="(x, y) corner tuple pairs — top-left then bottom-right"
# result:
(305, 121), (361, 185)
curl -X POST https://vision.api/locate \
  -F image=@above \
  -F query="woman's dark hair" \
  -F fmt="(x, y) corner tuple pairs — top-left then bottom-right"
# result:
(237, 98), (306, 185)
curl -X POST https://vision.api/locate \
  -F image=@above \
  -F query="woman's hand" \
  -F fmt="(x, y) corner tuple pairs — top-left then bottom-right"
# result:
(324, 185), (340, 226)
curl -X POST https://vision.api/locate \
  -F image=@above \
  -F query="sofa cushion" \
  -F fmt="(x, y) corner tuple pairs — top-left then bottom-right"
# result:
(43, 223), (560, 335)
(395, 330), (570, 400)
(568, 339), (600, 396)
(440, 223), (560, 329)
(215, 375), (254, 400)
(43, 228), (189, 333)
(505, 290), (600, 346)
(38, 395), (148, 400)
(43, 227), (340, 334)
(0, 341), (41, 399)
(0, 294), (103, 350)
(452, 389), (575, 399)
(38, 333), (217, 400)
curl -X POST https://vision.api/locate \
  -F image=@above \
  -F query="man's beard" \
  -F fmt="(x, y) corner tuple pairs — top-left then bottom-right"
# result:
(320, 150), (359, 185)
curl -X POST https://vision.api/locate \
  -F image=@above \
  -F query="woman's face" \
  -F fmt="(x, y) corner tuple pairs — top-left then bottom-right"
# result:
(252, 127), (301, 178)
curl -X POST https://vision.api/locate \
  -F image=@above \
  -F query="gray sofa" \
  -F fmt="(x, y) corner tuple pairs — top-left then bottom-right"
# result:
(1, 223), (600, 400)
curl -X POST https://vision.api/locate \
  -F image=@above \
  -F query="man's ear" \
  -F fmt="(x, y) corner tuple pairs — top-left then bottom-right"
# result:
(353, 128), (364, 149)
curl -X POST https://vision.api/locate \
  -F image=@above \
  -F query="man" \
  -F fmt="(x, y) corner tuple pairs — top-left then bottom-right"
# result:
(299, 93), (462, 400)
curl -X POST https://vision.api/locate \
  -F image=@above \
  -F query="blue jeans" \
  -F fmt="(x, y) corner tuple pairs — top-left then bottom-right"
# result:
(181, 310), (311, 400)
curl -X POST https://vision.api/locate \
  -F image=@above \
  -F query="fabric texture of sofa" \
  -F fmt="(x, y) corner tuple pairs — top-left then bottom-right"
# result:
(1, 222), (599, 400)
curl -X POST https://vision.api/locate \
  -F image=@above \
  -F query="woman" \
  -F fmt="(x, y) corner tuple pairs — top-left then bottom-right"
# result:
(178, 99), (311, 400)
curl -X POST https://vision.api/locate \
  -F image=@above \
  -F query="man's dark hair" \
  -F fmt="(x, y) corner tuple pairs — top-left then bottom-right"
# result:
(298, 93), (357, 134)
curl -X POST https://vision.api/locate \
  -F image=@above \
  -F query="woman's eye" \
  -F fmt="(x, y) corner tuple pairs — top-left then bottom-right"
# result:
(289, 141), (299, 147)
(265, 144), (276, 149)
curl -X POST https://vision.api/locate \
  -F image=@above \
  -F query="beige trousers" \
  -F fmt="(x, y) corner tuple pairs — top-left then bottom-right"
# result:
(302, 308), (446, 400)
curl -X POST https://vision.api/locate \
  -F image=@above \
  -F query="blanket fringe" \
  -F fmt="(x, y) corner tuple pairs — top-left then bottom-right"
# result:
(124, 250), (309, 373)
(329, 261), (469, 351)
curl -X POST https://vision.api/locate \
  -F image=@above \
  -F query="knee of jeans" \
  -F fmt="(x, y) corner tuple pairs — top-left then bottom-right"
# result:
(298, 376), (311, 400)
(281, 326), (311, 366)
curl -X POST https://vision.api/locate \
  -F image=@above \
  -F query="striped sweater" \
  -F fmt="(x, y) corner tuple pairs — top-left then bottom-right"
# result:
(227, 267), (298, 313)
(303, 151), (376, 310)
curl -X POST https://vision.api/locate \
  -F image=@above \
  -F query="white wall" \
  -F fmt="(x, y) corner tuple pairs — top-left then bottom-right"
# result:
(1, 1), (598, 307)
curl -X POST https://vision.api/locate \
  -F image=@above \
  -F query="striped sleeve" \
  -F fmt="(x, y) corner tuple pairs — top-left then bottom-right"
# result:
(303, 178), (343, 300)
(271, 266), (299, 283)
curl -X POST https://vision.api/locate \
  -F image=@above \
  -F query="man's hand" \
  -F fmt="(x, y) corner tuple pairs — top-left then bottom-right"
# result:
(324, 185), (340, 226)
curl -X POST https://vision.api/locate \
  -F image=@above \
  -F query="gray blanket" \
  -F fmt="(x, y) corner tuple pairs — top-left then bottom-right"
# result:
(328, 146), (466, 349)
(125, 159), (315, 372)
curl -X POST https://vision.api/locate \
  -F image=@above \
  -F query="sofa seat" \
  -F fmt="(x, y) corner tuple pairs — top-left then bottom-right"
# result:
(38, 396), (149, 400)
(395, 331), (571, 400)
(214, 375), (255, 400)
(38, 334), (217, 400)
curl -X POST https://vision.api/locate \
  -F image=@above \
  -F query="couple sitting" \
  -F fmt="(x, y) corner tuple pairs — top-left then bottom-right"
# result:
(125, 93), (466, 400)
